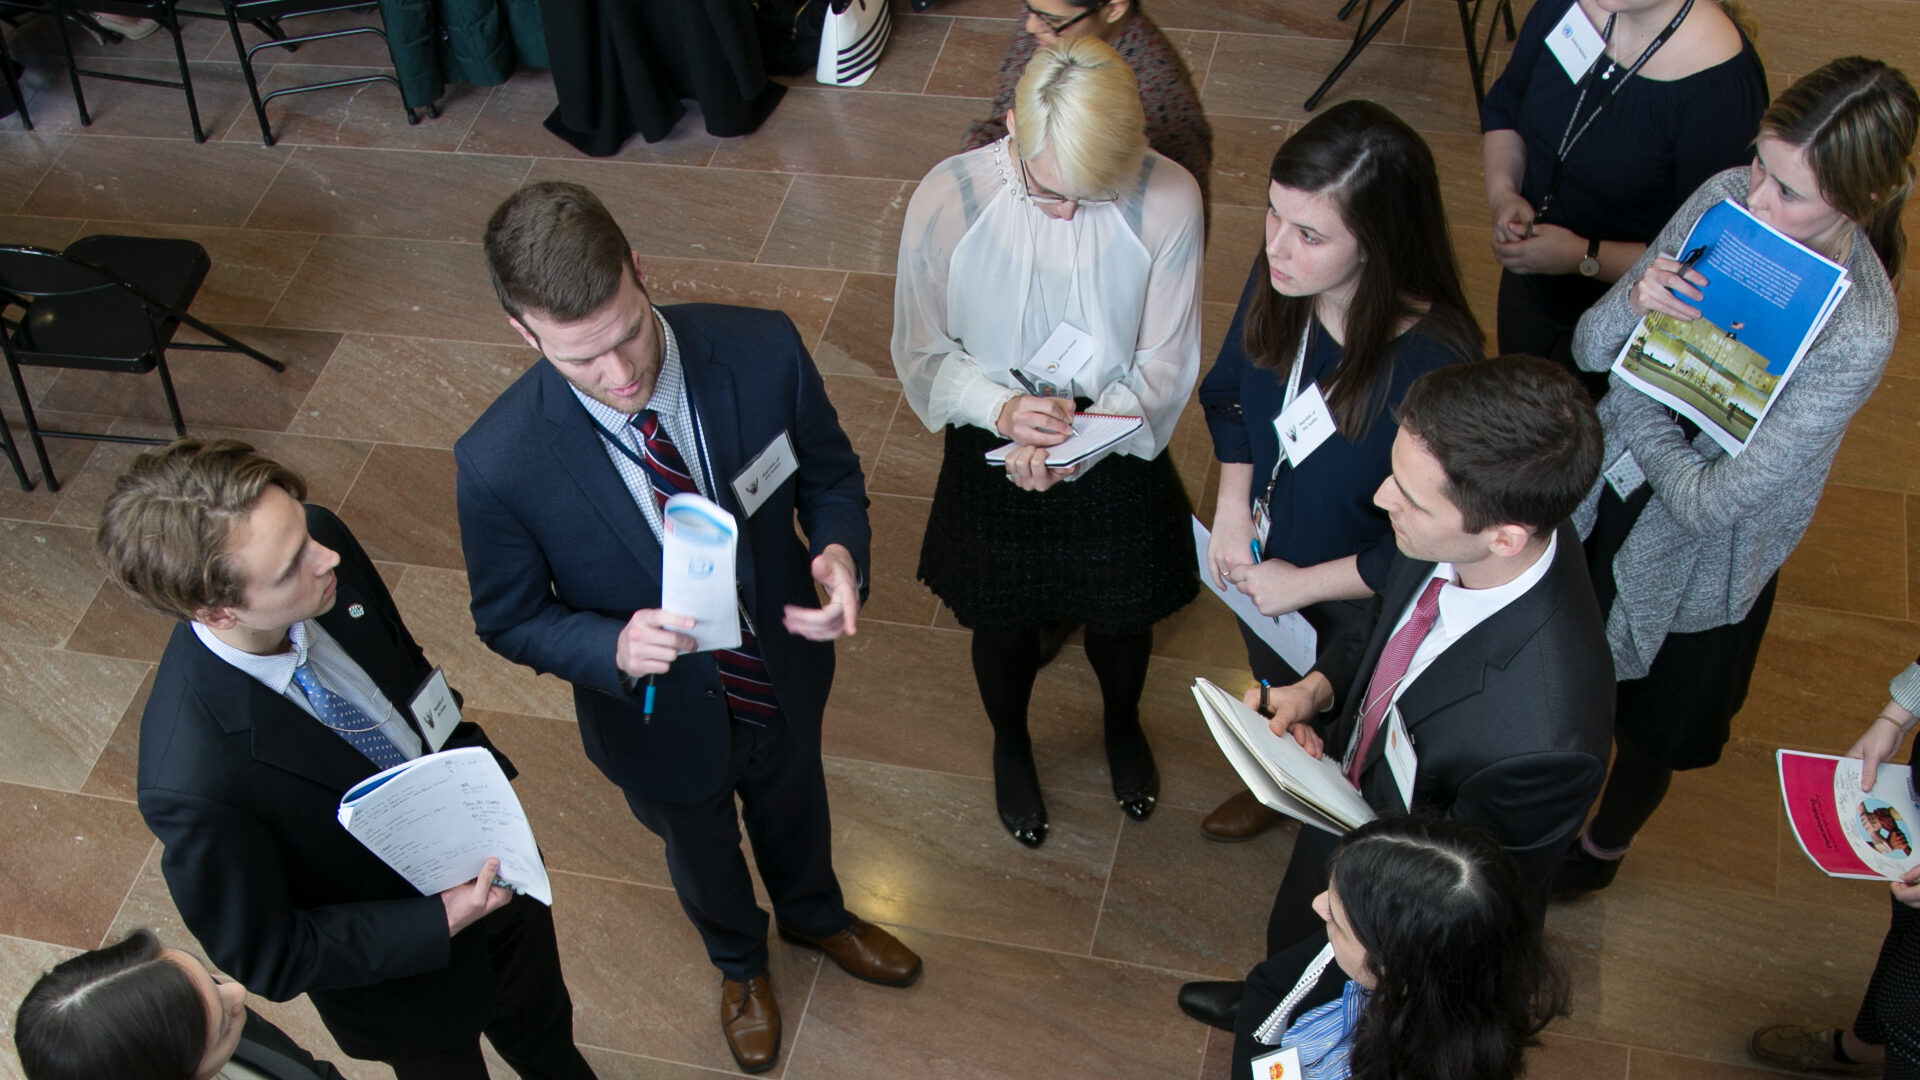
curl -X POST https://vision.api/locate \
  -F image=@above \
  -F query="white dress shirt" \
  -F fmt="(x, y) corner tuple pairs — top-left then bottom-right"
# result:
(193, 618), (423, 760)
(1377, 530), (1559, 714)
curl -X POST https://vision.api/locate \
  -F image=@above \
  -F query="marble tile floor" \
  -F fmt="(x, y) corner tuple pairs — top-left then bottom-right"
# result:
(2, 1), (1918, 1076)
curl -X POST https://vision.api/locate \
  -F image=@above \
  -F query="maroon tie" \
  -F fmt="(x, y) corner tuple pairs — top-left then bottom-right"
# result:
(634, 410), (778, 722)
(1346, 576), (1446, 786)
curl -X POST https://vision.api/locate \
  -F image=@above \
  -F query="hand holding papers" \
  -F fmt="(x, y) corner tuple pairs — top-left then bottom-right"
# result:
(661, 493), (742, 652)
(1780, 750), (1920, 881)
(1191, 517), (1317, 675)
(984, 413), (1144, 469)
(337, 747), (552, 905)
(1192, 677), (1375, 834)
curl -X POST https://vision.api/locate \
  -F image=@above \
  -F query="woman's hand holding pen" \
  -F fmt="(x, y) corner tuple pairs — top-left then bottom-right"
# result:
(616, 609), (697, 678)
(1227, 557), (1315, 617)
(1490, 222), (1584, 274)
(1002, 444), (1079, 492)
(1489, 191), (1535, 244)
(996, 394), (1074, 447)
(1629, 250), (1709, 321)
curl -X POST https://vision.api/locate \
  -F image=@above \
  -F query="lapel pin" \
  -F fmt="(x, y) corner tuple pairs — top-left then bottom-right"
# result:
(348, 603), (366, 618)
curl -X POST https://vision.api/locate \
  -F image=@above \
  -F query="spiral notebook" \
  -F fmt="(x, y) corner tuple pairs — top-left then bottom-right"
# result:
(982, 412), (1142, 468)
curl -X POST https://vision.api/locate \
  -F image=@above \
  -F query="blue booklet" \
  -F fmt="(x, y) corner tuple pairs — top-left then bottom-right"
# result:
(1610, 199), (1850, 456)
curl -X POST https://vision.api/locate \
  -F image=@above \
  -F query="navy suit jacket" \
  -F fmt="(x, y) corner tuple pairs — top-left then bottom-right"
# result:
(136, 506), (517, 1062)
(1313, 523), (1615, 911)
(454, 303), (871, 804)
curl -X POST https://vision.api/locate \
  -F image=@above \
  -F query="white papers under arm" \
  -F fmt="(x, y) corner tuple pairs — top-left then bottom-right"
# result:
(661, 493), (743, 652)
(1192, 677), (1375, 832)
(1190, 517), (1318, 673)
(336, 747), (553, 905)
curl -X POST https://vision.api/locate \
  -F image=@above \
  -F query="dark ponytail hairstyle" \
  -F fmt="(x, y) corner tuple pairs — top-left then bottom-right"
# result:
(13, 928), (209, 1080)
(1760, 56), (1919, 279)
(1329, 816), (1570, 1080)
(1243, 99), (1482, 440)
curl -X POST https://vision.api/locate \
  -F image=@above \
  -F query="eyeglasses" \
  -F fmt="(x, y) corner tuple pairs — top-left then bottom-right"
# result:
(1022, 0), (1107, 35)
(1018, 154), (1117, 208)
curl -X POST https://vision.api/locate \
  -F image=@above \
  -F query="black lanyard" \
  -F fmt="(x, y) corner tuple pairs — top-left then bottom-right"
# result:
(586, 405), (713, 498)
(1538, 0), (1693, 221)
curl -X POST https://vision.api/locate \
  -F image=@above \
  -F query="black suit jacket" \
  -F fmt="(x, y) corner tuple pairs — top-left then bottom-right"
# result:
(136, 506), (516, 1062)
(455, 303), (871, 804)
(231, 1010), (345, 1080)
(1314, 523), (1615, 907)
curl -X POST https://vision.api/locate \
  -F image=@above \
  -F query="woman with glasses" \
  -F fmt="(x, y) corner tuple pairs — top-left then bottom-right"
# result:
(894, 35), (1203, 849)
(962, 0), (1212, 214)
(1190, 100), (1482, 846)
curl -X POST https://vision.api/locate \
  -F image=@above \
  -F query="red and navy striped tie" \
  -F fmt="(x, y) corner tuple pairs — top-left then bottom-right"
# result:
(633, 410), (778, 722)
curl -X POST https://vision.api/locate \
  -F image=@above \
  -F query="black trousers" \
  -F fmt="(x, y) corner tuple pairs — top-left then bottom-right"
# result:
(385, 896), (596, 1080)
(1856, 897), (1920, 1078)
(622, 713), (847, 980)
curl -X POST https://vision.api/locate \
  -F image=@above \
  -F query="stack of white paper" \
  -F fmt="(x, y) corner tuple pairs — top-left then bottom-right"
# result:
(1190, 517), (1318, 675)
(1192, 677), (1375, 834)
(983, 413), (1143, 468)
(337, 747), (552, 905)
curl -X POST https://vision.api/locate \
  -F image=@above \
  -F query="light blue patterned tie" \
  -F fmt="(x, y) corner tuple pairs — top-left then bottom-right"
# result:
(289, 662), (406, 769)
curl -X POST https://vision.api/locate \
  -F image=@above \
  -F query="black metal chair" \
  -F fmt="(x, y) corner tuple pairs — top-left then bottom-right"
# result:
(219, 0), (426, 146)
(0, 236), (284, 492)
(1304, 0), (1517, 111)
(0, 11), (30, 130)
(48, 0), (216, 140)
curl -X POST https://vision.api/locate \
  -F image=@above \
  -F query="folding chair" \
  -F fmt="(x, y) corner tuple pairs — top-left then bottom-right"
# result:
(1304, 0), (1517, 111)
(49, 0), (214, 140)
(0, 235), (284, 492)
(219, 0), (425, 146)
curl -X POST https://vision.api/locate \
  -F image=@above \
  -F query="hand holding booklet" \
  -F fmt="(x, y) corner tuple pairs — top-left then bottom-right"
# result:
(1191, 677), (1375, 835)
(338, 746), (552, 905)
(1779, 749), (1920, 881)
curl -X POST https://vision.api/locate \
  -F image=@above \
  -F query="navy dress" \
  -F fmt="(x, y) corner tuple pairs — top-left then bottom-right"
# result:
(1479, 0), (1766, 360)
(1198, 254), (1473, 680)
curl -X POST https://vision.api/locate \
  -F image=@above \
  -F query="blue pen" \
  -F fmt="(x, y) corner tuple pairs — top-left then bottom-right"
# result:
(642, 673), (657, 720)
(1249, 539), (1263, 562)
(1258, 679), (1273, 717)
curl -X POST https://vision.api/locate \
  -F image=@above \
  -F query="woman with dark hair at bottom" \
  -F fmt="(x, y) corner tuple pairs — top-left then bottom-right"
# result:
(1233, 816), (1570, 1080)
(14, 928), (342, 1080)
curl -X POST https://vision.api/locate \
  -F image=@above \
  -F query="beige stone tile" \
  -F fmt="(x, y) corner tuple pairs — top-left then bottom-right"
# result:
(709, 88), (989, 182)
(821, 374), (899, 467)
(337, 443), (463, 568)
(1743, 0), (1920, 87)
(58, 220), (317, 326)
(290, 334), (538, 447)
(0, 784), (153, 948)
(1204, 205), (1268, 306)
(81, 667), (154, 803)
(1910, 494), (1919, 618)
(15, 59), (259, 143)
(0, 133), (71, 213)
(3, 8), (230, 67)
(867, 404), (942, 499)
(1155, 0), (1411, 38)
(0, 642), (148, 791)
(1094, 803), (1297, 976)
(824, 757), (1120, 951)
(1530, 1030), (1631, 1080)
(924, 17), (1015, 103)
(1454, 224), (1504, 348)
(1428, 128), (1493, 235)
(66, 580), (177, 662)
(466, 709), (671, 889)
(0, 521), (105, 648)
(25, 135), (289, 226)
(1167, 28), (1219, 87)
(1735, 604), (1920, 753)
(219, 66), (488, 153)
(1778, 484), (1909, 620)
(785, 928), (1207, 1080)
(579, 1047), (720, 1080)
(0, 213), (85, 250)
(388, 566), (579, 722)
(757, 174), (916, 275)
(641, 257), (845, 351)
(0, 410), (105, 522)
(249, 147), (529, 241)
(1199, 1026), (1233, 1080)
(268, 234), (523, 344)
(34, 325), (341, 434)
(788, 11), (953, 97)
(1208, 114), (1292, 210)
(863, 492), (938, 627)
(1831, 374), (1920, 495)
(1204, 34), (1483, 134)
(527, 159), (794, 263)
(1616, 736), (1780, 900)
(815, 272), (898, 380)
(459, 70), (719, 165)
(1628, 1045), (1815, 1080)
(548, 870), (823, 1072)
(1150, 579), (1248, 668)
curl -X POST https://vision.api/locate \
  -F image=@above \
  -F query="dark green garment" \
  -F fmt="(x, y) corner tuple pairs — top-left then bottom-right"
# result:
(380, 0), (546, 110)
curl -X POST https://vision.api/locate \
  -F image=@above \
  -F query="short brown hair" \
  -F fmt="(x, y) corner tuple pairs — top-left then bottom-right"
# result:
(1394, 355), (1602, 535)
(484, 181), (634, 322)
(96, 438), (307, 621)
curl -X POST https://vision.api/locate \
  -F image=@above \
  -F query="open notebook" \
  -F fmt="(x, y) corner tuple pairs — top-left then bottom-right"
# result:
(983, 413), (1142, 468)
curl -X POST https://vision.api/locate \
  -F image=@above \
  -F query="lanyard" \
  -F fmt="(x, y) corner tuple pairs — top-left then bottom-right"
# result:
(1538, 0), (1693, 221)
(1257, 322), (1316, 508)
(585, 404), (716, 508)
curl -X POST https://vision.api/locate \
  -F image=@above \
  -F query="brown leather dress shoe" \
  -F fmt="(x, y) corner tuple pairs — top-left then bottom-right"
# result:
(777, 917), (923, 986)
(1201, 789), (1283, 842)
(720, 973), (780, 1074)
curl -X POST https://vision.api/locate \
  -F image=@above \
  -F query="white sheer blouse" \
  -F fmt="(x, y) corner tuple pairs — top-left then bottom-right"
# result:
(891, 137), (1203, 463)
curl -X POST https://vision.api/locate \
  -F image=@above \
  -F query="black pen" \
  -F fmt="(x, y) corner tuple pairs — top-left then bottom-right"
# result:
(1678, 244), (1710, 272)
(1006, 369), (1065, 435)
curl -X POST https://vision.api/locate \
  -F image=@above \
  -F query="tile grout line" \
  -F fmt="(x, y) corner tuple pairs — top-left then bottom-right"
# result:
(780, 944), (828, 1075)
(96, 838), (159, 948)
(237, 138), (297, 232)
(570, 1041), (740, 1077)
(1085, 808), (1127, 957)
(254, 232), (325, 326)
(747, 172), (801, 266)
(917, 17), (956, 97)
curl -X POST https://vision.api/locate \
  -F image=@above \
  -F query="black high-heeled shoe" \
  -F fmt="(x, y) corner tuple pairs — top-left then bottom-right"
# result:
(993, 745), (1048, 848)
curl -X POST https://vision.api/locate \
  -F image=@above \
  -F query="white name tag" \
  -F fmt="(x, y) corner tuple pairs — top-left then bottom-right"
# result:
(1249, 1045), (1303, 1080)
(1019, 322), (1096, 392)
(1273, 383), (1336, 468)
(1383, 706), (1417, 812)
(1603, 448), (1647, 500)
(408, 668), (460, 752)
(1545, 1), (1606, 83)
(731, 431), (799, 518)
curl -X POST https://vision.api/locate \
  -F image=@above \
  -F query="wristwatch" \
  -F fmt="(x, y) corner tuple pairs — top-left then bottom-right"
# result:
(1578, 238), (1602, 277)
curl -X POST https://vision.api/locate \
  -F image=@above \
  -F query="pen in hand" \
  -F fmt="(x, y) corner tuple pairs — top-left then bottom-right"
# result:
(643, 673), (656, 720)
(1678, 244), (1710, 272)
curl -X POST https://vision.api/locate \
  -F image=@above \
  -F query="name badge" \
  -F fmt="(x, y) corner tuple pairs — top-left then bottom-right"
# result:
(1383, 705), (1418, 812)
(1019, 322), (1096, 392)
(1603, 448), (1647, 500)
(1252, 498), (1273, 550)
(1545, 1), (1606, 83)
(408, 668), (460, 752)
(731, 431), (799, 518)
(1249, 1045), (1303, 1080)
(1273, 383), (1336, 468)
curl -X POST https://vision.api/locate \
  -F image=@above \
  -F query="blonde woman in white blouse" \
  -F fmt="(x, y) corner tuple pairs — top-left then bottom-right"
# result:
(892, 35), (1203, 850)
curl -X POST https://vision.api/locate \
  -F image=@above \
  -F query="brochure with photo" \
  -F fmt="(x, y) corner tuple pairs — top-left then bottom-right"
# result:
(1778, 749), (1920, 881)
(1611, 199), (1850, 456)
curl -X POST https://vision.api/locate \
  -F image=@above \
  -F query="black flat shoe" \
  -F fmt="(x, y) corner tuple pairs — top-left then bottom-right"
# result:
(1116, 763), (1158, 822)
(1177, 979), (1244, 1031)
(993, 742), (1048, 849)
(998, 806), (1049, 848)
(1550, 838), (1622, 897)
(1108, 735), (1158, 822)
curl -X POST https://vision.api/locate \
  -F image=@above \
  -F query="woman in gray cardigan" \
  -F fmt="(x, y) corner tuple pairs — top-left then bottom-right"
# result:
(1554, 56), (1918, 894)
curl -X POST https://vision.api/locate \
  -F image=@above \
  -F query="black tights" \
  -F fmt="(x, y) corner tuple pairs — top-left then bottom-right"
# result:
(970, 625), (1156, 813)
(1586, 731), (1674, 852)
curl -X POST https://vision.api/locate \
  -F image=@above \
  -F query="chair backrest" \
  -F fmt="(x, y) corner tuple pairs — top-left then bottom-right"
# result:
(0, 244), (168, 370)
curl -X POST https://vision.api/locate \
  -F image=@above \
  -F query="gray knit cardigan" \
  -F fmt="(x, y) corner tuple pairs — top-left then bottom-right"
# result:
(1572, 167), (1898, 681)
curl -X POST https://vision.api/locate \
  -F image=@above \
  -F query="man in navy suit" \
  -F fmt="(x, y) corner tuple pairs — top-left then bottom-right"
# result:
(101, 438), (596, 1080)
(456, 182), (920, 1075)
